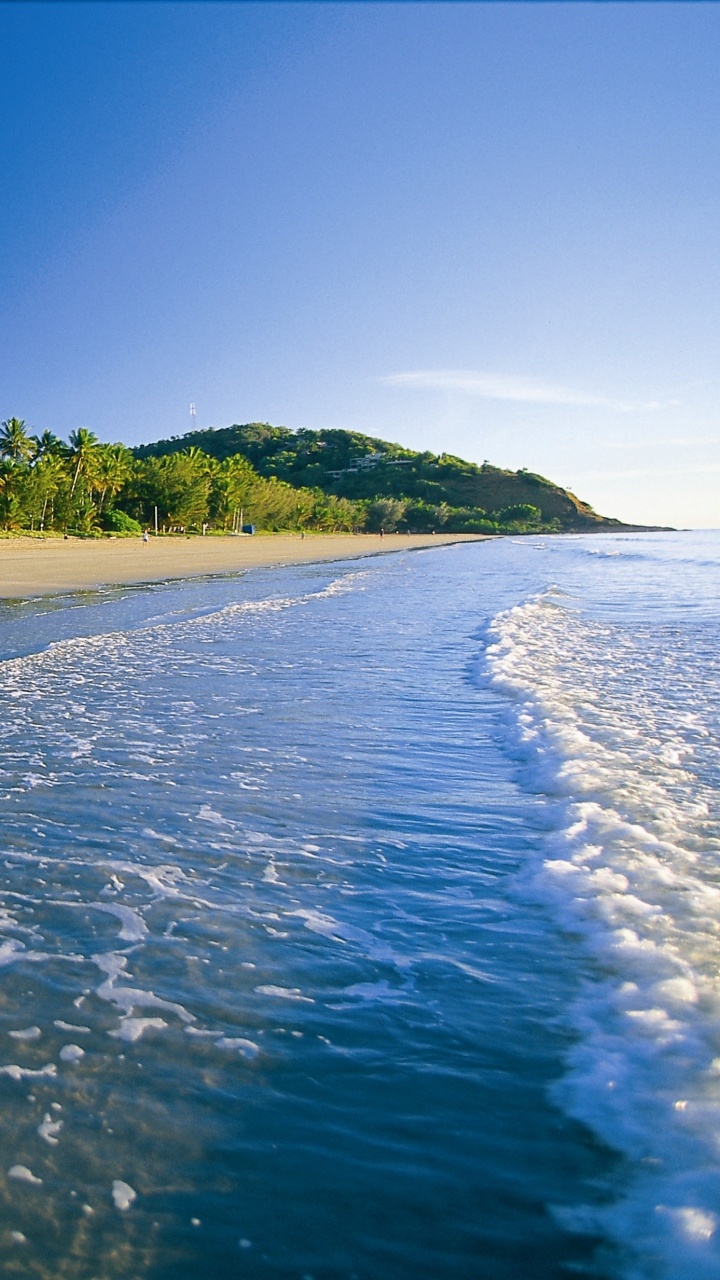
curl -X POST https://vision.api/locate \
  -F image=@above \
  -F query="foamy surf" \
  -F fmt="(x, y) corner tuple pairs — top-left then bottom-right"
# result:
(486, 590), (720, 1279)
(0, 533), (715, 1279)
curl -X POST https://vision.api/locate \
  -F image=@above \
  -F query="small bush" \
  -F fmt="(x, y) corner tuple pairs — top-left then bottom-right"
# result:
(102, 509), (143, 535)
(494, 504), (542, 525)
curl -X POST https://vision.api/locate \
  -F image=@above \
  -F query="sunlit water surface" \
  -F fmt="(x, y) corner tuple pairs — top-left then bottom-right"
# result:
(0, 532), (718, 1280)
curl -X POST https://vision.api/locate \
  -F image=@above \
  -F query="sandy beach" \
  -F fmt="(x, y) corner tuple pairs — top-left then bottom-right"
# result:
(0, 532), (489, 598)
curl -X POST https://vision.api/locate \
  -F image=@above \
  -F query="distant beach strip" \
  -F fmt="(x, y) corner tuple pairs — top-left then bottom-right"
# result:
(0, 532), (489, 598)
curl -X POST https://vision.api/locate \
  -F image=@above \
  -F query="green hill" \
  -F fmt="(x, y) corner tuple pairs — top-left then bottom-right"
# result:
(134, 422), (651, 533)
(1, 414), (666, 537)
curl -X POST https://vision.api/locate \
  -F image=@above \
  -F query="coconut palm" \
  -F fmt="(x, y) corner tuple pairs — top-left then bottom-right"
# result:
(68, 427), (100, 497)
(32, 429), (66, 460)
(31, 454), (68, 530)
(94, 443), (133, 513)
(0, 417), (36, 464)
(0, 460), (25, 528)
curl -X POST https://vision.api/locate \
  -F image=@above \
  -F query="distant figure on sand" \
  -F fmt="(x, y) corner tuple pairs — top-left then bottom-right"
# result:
(142, 531), (149, 544)
(379, 528), (384, 538)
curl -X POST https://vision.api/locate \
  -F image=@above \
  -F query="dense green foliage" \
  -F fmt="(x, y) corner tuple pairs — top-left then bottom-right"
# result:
(136, 422), (628, 533)
(0, 419), (135, 535)
(0, 418), (366, 535)
(1, 415), (629, 536)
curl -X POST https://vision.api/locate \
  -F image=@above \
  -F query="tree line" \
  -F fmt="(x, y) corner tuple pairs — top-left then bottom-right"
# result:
(0, 417), (544, 535)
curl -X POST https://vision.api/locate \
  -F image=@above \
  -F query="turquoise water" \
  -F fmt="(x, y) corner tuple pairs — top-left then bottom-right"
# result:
(0, 533), (718, 1279)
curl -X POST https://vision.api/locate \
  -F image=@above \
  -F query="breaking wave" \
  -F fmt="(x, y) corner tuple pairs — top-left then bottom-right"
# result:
(486, 591), (720, 1278)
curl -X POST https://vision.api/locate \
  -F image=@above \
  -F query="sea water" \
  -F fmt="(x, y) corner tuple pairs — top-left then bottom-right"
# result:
(0, 532), (717, 1279)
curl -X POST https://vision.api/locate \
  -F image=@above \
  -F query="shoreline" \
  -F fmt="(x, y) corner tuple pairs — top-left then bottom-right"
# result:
(0, 532), (490, 599)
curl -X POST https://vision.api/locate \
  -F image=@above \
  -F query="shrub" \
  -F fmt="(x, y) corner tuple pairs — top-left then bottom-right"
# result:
(494, 504), (541, 525)
(102, 509), (143, 535)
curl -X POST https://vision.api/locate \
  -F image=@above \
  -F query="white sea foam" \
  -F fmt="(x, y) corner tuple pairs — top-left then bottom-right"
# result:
(53, 900), (148, 943)
(0, 1064), (57, 1081)
(38, 1113), (63, 1144)
(110, 1017), (168, 1043)
(91, 903), (148, 942)
(8, 1166), (42, 1186)
(215, 1037), (260, 1058)
(111, 1180), (136, 1211)
(0, 941), (49, 968)
(93, 952), (195, 1023)
(486, 591), (720, 1278)
(59, 1044), (85, 1062)
(255, 985), (314, 1003)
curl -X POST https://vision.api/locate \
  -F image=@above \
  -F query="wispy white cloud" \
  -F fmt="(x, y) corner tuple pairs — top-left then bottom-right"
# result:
(379, 369), (668, 413)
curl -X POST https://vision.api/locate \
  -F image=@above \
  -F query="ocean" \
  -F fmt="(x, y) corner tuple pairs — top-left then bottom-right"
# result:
(0, 531), (718, 1280)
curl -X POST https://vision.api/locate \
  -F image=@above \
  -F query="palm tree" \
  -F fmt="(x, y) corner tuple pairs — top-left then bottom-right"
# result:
(33, 454), (67, 530)
(0, 417), (36, 464)
(68, 427), (100, 497)
(94, 443), (133, 512)
(32, 429), (66, 460)
(0, 467), (24, 529)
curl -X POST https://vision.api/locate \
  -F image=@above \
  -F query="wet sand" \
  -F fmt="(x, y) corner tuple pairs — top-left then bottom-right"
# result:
(0, 533), (489, 598)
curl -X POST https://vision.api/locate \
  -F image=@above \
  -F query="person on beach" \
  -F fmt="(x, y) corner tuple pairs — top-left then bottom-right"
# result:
(142, 530), (149, 544)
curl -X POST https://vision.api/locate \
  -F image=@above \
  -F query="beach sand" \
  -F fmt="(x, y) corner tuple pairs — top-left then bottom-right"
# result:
(0, 533), (489, 598)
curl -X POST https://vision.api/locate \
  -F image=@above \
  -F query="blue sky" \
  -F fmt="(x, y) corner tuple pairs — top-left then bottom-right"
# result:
(1, 2), (719, 527)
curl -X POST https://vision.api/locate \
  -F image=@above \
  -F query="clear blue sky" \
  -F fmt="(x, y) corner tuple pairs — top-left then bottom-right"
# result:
(2, 2), (718, 527)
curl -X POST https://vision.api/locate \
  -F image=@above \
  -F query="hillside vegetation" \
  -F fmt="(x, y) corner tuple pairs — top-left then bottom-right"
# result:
(135, 422), (641, 533)
(0, 415), (656, 536)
